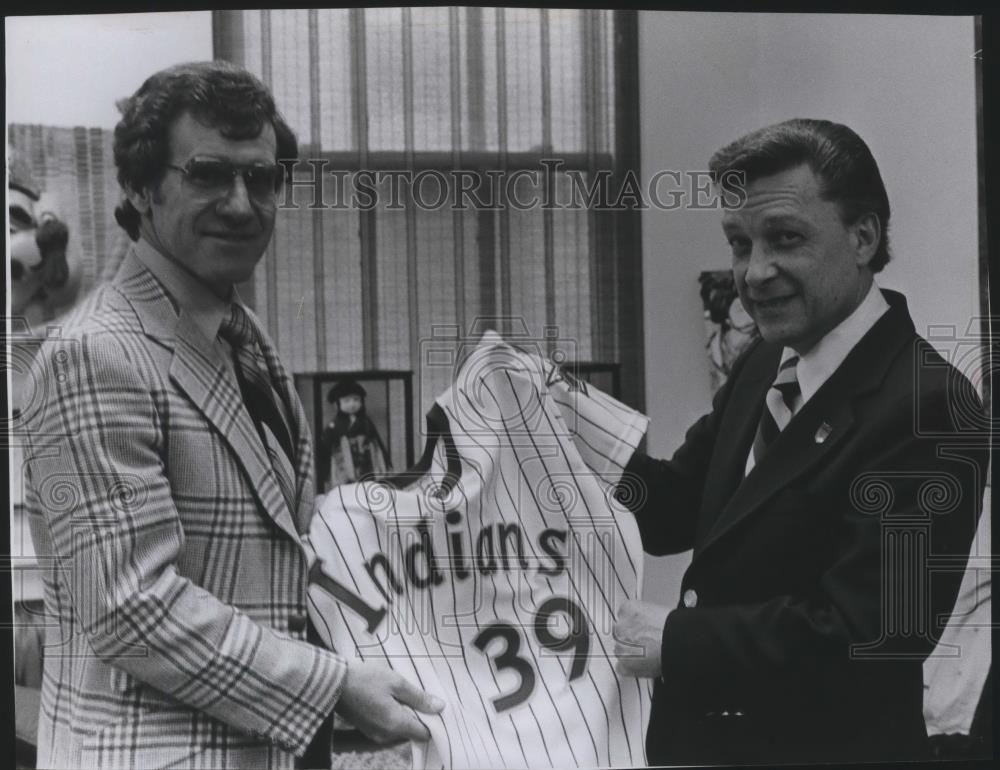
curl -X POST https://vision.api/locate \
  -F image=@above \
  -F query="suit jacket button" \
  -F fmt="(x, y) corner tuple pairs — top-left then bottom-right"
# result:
(682, 589), (698, 608)
(288, 613), (308, 633)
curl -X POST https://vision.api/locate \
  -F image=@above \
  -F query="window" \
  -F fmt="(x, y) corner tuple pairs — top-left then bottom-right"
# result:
(214, 8), (643, 423)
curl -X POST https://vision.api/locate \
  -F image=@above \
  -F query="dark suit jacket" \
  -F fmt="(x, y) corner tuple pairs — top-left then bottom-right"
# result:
(623, 290), (988, 765)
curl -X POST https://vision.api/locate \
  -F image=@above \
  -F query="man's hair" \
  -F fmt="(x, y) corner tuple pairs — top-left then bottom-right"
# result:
(709, 118), (891, 272)
(113, 60), (298, 240)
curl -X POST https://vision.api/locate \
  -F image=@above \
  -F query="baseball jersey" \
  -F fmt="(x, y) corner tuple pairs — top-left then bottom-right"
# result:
(308, 332), (652, 769)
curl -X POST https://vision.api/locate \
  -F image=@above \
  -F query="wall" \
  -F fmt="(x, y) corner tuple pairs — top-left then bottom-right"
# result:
(6, 12), (213, 129)
(637, 12), (981, 599)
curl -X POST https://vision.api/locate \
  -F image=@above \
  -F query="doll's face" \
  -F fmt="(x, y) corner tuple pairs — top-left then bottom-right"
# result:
(338, 394), (363, 415)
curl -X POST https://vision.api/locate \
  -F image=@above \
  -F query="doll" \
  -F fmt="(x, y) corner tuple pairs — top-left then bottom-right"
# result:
(699, 270), (758, 393)
(317, 379), (391, 491)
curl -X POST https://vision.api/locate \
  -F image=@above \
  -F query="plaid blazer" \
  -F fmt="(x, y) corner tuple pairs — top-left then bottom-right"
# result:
(22, 249), (346, 769)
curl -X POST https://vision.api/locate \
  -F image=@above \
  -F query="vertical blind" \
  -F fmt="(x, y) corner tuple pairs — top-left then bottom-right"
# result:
(213, 7), (643, 422)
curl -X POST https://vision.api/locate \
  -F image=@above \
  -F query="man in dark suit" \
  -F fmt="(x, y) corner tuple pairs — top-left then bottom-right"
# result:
(612, 118), (988, 765)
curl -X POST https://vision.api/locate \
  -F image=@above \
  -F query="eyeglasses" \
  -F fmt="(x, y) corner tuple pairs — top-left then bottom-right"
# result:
(165, 157), (283, 200)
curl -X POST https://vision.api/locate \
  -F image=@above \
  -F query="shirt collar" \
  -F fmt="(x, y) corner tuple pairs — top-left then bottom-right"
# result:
(786, 282), (890, 405)
(132, 237), (233, 344)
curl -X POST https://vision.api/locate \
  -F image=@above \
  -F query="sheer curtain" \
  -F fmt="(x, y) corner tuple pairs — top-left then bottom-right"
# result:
(214, 7), (643, 421)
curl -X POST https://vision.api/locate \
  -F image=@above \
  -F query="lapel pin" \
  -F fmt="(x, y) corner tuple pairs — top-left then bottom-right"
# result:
(814, 422), (832, 444)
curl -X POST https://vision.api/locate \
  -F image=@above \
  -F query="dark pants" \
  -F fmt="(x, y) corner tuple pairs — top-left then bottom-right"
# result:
(296, 621), (335, 769)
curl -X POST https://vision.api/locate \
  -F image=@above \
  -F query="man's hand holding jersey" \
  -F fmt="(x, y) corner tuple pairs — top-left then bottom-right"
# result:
(336, 660), (445, 744)
(613, 599), (670, 678)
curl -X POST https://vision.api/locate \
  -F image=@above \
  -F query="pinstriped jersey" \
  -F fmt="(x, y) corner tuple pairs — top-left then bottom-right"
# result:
(308, 333), (651, 768)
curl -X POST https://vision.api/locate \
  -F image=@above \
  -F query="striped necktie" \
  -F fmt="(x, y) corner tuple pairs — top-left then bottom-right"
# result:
(752, 355), (800, 463)
(219, 303), (297, 514)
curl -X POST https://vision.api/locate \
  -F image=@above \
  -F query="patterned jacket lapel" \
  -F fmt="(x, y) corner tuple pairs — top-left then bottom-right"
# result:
(113, 249), (304, 545)
(246, 306), (316, 535)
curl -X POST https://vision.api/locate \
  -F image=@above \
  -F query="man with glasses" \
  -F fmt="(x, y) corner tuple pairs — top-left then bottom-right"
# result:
(22, 61), (442, 769)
